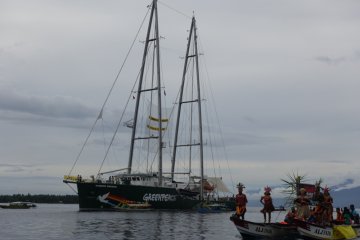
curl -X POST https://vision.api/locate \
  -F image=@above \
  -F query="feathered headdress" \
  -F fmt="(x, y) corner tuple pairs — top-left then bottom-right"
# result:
(264, 186), (272, 193)
(237, 182), (245, 189)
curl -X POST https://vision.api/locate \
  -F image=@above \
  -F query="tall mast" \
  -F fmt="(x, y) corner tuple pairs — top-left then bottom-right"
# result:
(154, 0), (163, 185)
(193, 17), (204, 201)
(128, 0), (163, 185)
(171, 18), (194, 181)
(171, 17), (204, 200)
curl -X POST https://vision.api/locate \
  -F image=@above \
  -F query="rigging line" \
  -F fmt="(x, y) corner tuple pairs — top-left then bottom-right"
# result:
(158, 1), (192, 19)
(97, 69), (141, 177)
(134, 42), (156, 173)
(97, 41), (154, 176)
(202, 83), (218, 180)
(200, 74), (219, 179)
(97, 16), (158, 176)
(198, 37), (236, 193)
(68, 6), (151, 176)
(65, 182), (78, 194)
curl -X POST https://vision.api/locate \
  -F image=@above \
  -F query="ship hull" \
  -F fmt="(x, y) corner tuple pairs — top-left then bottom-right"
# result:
(76, 181), (201, 211)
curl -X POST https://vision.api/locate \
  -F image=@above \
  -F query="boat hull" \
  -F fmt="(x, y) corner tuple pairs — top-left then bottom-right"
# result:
(295, 219), (358, 240)
(353, 224), (360, 237)
(0, 202), (35, 209)
(197, 203), (233, 213)
(75, 181), (201, 211)
(229, 215), (298, 239)
(0, 205), (30, 209)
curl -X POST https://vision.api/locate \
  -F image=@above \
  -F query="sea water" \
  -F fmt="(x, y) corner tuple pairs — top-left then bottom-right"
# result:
(0, 204), (358, 240)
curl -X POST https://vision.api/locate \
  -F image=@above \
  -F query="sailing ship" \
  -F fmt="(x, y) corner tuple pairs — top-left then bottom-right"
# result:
(63, 0), (233, 211)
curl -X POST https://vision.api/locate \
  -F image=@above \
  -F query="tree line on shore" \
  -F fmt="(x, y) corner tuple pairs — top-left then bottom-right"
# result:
(0, 194), (78, 204)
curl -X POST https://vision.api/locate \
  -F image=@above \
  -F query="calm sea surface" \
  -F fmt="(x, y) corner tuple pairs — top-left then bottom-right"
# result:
(0, 204), (358, 240)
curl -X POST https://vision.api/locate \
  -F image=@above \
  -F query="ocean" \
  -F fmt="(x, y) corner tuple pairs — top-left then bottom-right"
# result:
(0, 204), (358, 240)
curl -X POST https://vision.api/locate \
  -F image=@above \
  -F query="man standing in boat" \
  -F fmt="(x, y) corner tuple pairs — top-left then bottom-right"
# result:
(260, 186), (275, 223)
(235, 183), (248, 220)
(294, 188), (310, 220)
(322, 187), (333, 223)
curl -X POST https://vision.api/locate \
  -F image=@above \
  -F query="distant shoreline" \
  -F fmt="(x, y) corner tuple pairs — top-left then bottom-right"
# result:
(0, 194), (78, 204)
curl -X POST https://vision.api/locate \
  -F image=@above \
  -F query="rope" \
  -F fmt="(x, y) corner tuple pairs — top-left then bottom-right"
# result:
(65, 182), (78, 194)
(158, 1), (192, 19)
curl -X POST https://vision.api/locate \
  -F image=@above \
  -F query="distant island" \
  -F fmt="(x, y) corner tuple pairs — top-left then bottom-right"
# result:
(0, 194), (78, 204)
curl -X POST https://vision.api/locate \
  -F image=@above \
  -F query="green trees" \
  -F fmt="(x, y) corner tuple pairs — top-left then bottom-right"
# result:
(0, 194), (78, 203)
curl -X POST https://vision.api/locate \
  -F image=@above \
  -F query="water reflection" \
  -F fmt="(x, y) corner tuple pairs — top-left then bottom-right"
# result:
(70, 210), (230, 240)
(2, 205), (359, 240)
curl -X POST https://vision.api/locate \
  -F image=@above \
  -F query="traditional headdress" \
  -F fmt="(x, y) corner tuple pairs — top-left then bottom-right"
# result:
(323, 186), (330, 194)
(264, 186), (272, 194)
(236, 182), (245, 189)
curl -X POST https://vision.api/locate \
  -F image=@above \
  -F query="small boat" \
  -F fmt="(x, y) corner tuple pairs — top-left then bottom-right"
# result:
(22, 202), (37, 207)
(274, 205), (286, 211)
(197, 203), (232, 213)
(229, 214), (298, 239)
(0, 202), (36, 209)
(97, 192), (152, 211)
(295, 219), (358, 240)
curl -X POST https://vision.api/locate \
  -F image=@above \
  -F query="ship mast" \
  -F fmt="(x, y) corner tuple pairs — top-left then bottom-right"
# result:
(128, 0), (163, 185)
(171, 17), (204, 200)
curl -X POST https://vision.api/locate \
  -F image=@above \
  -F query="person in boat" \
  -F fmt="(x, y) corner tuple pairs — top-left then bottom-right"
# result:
(260, 186), (275, 223)
(322, 187), (333, 223)
(307, 207), (318, 223)
(284, 207), (297, 224)
(235, 182), (247, 220)
(350, 204), (360, 224)
(294, 188), (310, 220)
(313, 201), (326, 225)
(343, 207), (352, 225)
(335, 207), (344, 223)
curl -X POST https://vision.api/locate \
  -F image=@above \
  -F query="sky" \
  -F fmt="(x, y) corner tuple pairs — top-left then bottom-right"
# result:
(1, 0), (360, 200)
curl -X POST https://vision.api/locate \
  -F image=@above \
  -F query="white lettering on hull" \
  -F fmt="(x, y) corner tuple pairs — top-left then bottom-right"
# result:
(143, 193), (176, 202)
(95, 185), (117, 188)
(314, 228), (332, 237)
(255, 226), (272, 234)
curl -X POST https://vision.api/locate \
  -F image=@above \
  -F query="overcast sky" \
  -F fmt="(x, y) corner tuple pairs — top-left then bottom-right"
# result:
(1, 0), (360, 199)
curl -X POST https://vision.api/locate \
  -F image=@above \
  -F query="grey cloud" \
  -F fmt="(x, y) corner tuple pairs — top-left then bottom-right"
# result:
(0, 88), (97, 119)
(315, 56), (347, 65)
(315, 50), (360, 65)
(242, 116), (257, 124)
(0, 163), (34, 167)
(225, 132), (283, 147)
(0, 88), (136, 131)
(0, 176), (70, 194)
(0, 163), (42, 173)
(331, 179), (354, 190)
